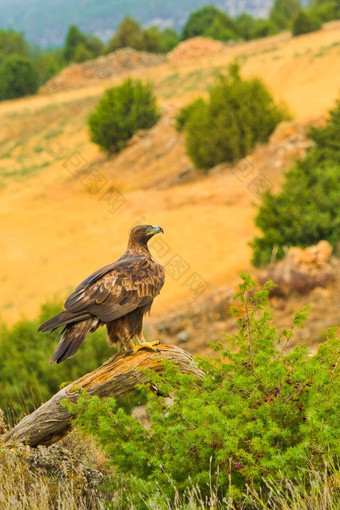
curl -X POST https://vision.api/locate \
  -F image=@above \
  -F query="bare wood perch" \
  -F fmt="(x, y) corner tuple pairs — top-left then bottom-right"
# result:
(2, 345), (203, 447)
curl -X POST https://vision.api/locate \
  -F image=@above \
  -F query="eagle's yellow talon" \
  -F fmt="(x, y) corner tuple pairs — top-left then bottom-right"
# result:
(127, 341), (160, 355)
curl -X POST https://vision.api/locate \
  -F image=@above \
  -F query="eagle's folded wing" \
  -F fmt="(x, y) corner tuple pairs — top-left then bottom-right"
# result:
(64, 257), (165, 322)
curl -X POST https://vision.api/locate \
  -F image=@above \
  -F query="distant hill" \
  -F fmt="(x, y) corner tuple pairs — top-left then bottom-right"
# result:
(0, 0), (275, 47)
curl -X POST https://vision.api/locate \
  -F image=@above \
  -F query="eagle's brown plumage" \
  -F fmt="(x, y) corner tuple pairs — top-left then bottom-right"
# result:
(38, 225), (165, 364)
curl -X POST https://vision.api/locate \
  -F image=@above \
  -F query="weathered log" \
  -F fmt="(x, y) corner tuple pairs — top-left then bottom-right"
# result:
(2, 344), (203, 447)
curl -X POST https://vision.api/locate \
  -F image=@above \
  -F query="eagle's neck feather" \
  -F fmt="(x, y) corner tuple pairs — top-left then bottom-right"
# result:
(125, 243), (152, 259)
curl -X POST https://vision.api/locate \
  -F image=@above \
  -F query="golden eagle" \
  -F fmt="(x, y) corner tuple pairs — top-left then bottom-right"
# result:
(38, 225), (165, 364)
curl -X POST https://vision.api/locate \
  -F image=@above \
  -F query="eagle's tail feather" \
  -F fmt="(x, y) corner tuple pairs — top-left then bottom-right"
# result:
(50, 318), (99, 364)
(38, 311), (91, 333)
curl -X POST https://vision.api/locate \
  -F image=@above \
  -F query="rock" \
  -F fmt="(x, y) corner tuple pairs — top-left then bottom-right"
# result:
(269, 121), (313, 153)
(131, 405), (150, 429)
(168, 37), (225, 63)
(261, 241), (335, 295)
(40, 48), (166, 94)
(177, 330), (190, 344)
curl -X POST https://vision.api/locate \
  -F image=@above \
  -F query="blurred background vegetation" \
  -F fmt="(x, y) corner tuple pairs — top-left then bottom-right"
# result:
(1, 0), (339, 100)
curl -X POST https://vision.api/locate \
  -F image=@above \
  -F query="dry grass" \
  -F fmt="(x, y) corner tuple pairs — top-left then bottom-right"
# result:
(0, 431), (111, 510)
(1, 440), (338, 509)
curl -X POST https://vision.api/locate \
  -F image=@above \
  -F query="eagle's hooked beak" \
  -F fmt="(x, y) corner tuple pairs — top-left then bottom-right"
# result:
(147, 225), (164, 235)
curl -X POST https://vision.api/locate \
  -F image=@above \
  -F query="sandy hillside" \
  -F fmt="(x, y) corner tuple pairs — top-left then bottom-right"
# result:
(1, 22), (340, 324)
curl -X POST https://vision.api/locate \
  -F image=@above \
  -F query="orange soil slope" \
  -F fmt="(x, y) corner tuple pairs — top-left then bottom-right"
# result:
(1, 22), (340, 323)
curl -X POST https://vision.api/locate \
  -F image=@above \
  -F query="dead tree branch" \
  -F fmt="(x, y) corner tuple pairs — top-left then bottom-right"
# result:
(2, 345), (203, 447)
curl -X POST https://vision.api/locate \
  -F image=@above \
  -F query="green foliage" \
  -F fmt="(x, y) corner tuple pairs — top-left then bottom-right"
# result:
(292, 9), (322, 35)
(64, 25), (87, 62)
(31, 49), (64, 84)
(235, 14), (279, 40)
(270, 0), (302, 29)
(0, 29), (29, 61)
(157, 28), (180, 52)
(203, 19), (238, 42)
(181, 63), (288, 170)
(234, 13), (257, 40)
(0, 300), (113, 423)
(142, 26), (164, 53)
(0, 28), (62, 90)
(174, 98), (206, 132)
(0, 55), (39, 100)
(250, 18), (280, 38)
(63, 24), (103, 63)
(88, 78), (159, 154)
(181, 6), (237, 41)
(106, 17), (179, 54)
(310, 0), (340, 21)
(252, 98), (340, 266)
(73, 43), (94, 63)
(85, 34), (104, 57)
(106, 16), (145, 53)
(143, 26), (180, 53)
(309, 98), (340, 159)
(71, 275), (340, 508)
(252, 162), (340, 265)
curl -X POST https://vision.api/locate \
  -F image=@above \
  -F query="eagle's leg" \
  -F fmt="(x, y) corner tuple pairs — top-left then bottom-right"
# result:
(126, 333), (160, 355)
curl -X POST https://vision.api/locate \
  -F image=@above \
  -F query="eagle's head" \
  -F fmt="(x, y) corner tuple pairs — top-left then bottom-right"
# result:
(129, 225), (164, 246)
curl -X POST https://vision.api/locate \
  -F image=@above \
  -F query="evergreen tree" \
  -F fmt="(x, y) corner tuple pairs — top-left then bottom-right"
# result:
(0, 55), (39, 100)
(182, 6), (236, 40)
(63, 25), (87, 62)
(292, 9), (322, 35)
(270, 0), (302, 29)
(106, 16), (145, 53)
(252, 98), (340, 266)
(0, 29), (29, 60)
(158, 28), (179, 52)
(310, 0), (340, 20)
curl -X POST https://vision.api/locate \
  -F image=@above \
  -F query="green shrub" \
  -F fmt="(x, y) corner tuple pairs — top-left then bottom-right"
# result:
(0, 28), (29, 60)
(63, 25), (87, 62)
(181, 63), (288, 170)
(182, 6), (237, 40)
(250, 18), (280, 38)
(252, 162), (340, 265)
(105, 17), (179, 54)
(309, 98), (340, 160)
(174, 97), (206, 132)
(0, 55), (39, 100)
(310, 0), (340, 21)
(71, 274), (340, 508)
(63, 25), (103, 63)
(73, 43), (94, 63)
(31, 49), (63, 85)
(252, 98), (340, 266)
(158, 28), (180, 53)
(270, 0), (302, 29)
(292, 9), (322, 36)
(234, 14), (279, 41)
(0, 300), (113, 423)
(106, 16), (145, 53)
(88, 78), (159, 154)
(203, 19), (238, 42)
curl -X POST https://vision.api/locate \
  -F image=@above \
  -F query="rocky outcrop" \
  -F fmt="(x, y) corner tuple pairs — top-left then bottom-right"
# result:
(168, 37), (226, 62)
(40, 48), (166, 94)
(260, 241), (335, 295)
